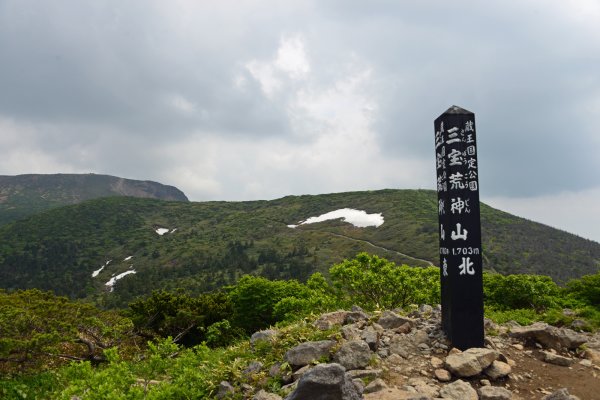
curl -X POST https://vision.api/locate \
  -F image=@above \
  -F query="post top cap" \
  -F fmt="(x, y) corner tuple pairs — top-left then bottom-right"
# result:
(442, 105), (473, 115)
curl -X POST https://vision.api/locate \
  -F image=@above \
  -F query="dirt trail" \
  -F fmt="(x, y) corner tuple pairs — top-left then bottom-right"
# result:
(326, 231), (436, 267)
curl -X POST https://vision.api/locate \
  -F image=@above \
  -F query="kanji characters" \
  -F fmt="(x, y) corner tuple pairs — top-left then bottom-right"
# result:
(458, 257), (475, 275)
(448, 149), (464, 166)
(451, 223), (468, 240)
(450, 197), (470, 214)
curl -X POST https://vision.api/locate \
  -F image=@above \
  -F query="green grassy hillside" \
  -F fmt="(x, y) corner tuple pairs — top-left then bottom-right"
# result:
(0, 173), (188, 225)
(0, 189), (598, 307)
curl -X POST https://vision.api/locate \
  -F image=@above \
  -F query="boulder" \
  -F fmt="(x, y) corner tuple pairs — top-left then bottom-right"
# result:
(285, 363), (361, 400)
(445, 352), (484, 377)
(377, 311), (415, 330)
(542, 388), (581, 400)
(243, 361), (263, 376)
(250, 330), (277, 347)
(341, 324), (362, 341)
(434, 368), (452, 382)
(508, 322), (587, 350)
(445, 347), (499, 378)
(253, 390), (282, 400)
(538, 351), (574, 367)
(333, 339), (372, 370)
(345, 310), (369, 324)
(284, 340), (336, 368)
(484, 360), (512, 379)
(363, 378), (388, 394)
(216, 381), (235, 399)
(439, 379), (478, 400)
(314, 311), (349, 330)
(361, 326), (379, 351)
(478, 385), (513, 400)
(463, 348), (499, 369)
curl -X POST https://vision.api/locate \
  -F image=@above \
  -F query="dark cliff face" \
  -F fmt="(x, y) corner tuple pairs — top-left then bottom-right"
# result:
(0, 173), (188, 225)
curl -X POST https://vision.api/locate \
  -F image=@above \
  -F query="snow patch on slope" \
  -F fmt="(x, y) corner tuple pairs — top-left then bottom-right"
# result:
(288, 208), (384, 228)
(105, 268), (136, 292)
(91, 260), (112, 278)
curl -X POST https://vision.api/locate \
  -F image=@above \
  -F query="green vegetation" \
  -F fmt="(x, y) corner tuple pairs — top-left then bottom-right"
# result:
(1, 189), (598, 308)
(1, 253), (600, 399)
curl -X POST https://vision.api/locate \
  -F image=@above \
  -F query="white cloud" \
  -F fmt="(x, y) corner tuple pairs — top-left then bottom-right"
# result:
(275, 34), (310, 80)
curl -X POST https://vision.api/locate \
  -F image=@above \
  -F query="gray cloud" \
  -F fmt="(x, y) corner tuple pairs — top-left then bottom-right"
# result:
(1, 0), (599, 239)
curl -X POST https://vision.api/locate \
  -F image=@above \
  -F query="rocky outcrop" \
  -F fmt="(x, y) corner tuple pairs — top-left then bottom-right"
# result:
(542, 388), (581, 400)
(439, 379), (478, 400)
(333, 340), (372, 370)
(284, 340), (336, 368)
(285, 363), (362, 400)
(248, 306), (597, 400)
(508, 322), (587, 350)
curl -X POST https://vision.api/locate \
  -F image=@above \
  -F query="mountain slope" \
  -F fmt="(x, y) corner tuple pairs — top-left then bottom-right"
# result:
(0, 189), (598, 307)
(0, 173), (188, 225)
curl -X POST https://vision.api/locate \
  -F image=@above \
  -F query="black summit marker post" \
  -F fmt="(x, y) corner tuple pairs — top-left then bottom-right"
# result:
(434, 105), (484, 350)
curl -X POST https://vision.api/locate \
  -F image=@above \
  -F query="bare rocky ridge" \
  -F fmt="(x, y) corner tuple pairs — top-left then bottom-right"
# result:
(230, 307), (600, 400)
(0, 173), (188, 224)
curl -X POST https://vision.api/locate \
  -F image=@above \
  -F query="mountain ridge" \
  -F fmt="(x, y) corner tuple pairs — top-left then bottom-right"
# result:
(0, 189), (598, 308)
(0, 173), (188, 225)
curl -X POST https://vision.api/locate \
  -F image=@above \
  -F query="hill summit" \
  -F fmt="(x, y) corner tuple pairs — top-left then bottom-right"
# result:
(0, 173), (188, 225)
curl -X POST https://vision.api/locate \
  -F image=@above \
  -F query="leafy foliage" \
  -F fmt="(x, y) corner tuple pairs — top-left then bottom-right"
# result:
(127, 290), (237, 347)
(0, 289), (133, 374)
(483, 273), (560, 312)
(2, 252), (600, 399)
(565, 271), (600, 307)
(330, 253), (440, 310)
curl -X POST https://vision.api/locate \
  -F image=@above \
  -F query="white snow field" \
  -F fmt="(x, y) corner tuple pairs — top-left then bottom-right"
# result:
(288, 208), (384, 229)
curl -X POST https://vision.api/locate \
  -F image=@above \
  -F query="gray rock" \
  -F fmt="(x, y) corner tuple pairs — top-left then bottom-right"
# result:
(434, 368), (452, 382)
(253, 390), (283, 400)
(445, 348), (499, 378)
(345, 369), (383, 380)
(351, 378), (365, 395)
(538, 351), (574, 367)
(542, 388), (581, 400)
(484, 360), (511, 379)
(361, 326), (379, 351)
(314, 311), (348, 330)
(284, 340), (336, 368)
(341, 324), (362, 341)
(333, 339), (372, 370)
(508, 322), (587, 350)
(478, 385), (513, 400)
(285, 363), (361, 400)
(419, 304), (434, 314)
(292, 364), (311, 381)
(439, 379), (478, 400)
(345, 310), (369, 324)
(243, 361), (263, 376)
(389, 334), (420, 358)
(445, 352), (483, 377)
(363, 378), (388, 394)
(378, 310), (415, 330)
(464, 348), (498, 369)
(216, 381), (235, 399)
(250, 330), (277, 347)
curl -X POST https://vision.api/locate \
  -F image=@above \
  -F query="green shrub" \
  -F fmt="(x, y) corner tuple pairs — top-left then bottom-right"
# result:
(329, 253), (440, 310)
(483, 273), (560, 312)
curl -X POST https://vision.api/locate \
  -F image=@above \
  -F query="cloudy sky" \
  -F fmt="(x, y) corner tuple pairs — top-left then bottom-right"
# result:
(1, 0), (599, 242)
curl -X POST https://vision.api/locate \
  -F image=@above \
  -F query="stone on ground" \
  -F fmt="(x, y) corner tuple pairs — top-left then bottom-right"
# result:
(285, 363), (361, 400)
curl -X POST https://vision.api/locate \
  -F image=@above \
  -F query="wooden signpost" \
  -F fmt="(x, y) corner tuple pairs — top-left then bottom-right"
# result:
(434, 105), (484, 350)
